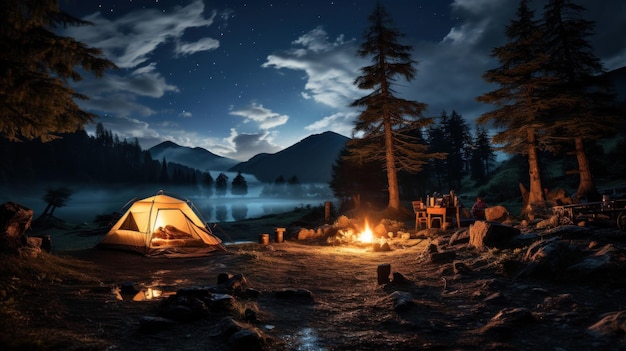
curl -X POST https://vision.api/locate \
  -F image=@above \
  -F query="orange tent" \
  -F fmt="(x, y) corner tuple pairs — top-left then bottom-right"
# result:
(98, 191), (225, 257)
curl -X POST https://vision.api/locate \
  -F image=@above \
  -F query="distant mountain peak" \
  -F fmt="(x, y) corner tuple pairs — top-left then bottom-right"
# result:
(148, 141), (238, 172)
(229, 132), (349, 183)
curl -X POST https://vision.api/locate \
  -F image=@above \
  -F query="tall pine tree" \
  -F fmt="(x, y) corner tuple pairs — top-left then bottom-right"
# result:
(476, 0), (559, 218)
(541, 0), (618, 201)
(349, 3), (437, 212)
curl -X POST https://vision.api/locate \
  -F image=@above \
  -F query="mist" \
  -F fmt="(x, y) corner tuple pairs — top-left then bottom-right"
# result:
(0, 181), (336, 225)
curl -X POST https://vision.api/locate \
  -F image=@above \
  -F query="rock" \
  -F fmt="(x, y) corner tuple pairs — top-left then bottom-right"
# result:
(478, 307), (534, 337)
(0, 202), (33, 254)
(469, 221), (520, 250)
(517, 238), (582, 279)
(372, 241), (391, 252)
(388, 291), (414, 311)
(429, 250), (457, 264)
(158, 294), (209, 321)
(485, 205), (509, 222)
(217, 273), (231, 284)
(588, 311), (626, 339)
(209, 293), (235, 312)
(244, 307), (257, 322)
(212, 273), (249, 295)
(228, 329), (264, 351)
(30, 234), (51, 253)
(212, 317), (246, 338)
(297, 228), (316, 240)
(391, 272), (411, 284)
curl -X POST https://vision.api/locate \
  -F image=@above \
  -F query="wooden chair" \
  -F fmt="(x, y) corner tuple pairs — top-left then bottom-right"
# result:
(426, 207), (447, 229)
(412, 201), (428, 230)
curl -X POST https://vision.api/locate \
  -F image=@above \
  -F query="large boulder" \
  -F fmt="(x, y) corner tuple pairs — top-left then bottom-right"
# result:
(469, 221), (520, 250)
(485, 205), (509, 222)
(0, 202), (33, 254)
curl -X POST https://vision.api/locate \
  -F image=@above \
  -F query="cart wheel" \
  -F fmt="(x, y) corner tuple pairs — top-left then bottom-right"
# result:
(618, 211), (626, 231)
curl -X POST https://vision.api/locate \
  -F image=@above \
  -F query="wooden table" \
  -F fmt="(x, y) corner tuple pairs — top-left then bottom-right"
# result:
(426, 207), (460, 229)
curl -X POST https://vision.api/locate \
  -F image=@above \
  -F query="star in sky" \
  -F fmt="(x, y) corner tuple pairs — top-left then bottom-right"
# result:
(60, 0), (626, 161)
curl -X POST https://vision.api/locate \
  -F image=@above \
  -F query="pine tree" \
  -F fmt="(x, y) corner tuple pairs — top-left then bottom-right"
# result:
(349, 3), (437, 212)
(476, 0), (559, 218)
(541, 0), (618, 201)
(215, 173), (228, 197)
(231, 171), (248, 197)
(159, 157), (169, 183)
(426, 114), (449, 191)
(470, 126), (496, 182)
(0, 0), (117, 142)
(444, 110), (471, 190)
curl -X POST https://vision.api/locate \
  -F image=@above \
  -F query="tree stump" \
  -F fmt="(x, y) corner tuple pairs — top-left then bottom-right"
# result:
(377, 263), (391, 285)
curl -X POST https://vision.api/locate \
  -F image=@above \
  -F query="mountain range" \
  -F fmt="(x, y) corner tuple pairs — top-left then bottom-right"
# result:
(149, 131), (349, 183)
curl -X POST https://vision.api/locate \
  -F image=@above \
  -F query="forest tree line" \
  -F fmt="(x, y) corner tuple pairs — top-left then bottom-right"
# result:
(0, 123), (335, 199)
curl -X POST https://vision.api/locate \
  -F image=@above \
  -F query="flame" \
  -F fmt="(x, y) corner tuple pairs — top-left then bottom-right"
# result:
(357, 220), (374, 243)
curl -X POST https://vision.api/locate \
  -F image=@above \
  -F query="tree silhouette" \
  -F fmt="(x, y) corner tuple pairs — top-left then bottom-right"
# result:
(159, 157), (169, 183)
(0, 0), (117, 142)
(349, 3), (438, 212)
(202, 172), (215, 197)
(231, 171), (248, 197)
(39, 187), (72, 219)
(215, 173), (229, 197)
(470, 126), (496, 183)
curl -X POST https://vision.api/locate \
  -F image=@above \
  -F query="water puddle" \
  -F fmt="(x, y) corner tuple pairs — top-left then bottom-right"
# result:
(284, 327), (327, 351)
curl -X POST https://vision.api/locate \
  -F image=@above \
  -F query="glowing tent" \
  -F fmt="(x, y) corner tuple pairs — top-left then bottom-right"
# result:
(97, 191), (225, 257)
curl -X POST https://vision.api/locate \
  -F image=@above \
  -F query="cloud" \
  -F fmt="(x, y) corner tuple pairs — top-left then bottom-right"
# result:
(304, 111), (357, 137)
(176, 37), (220, 56)
(72, 63), (178, 118)
(229, 103), (289, 129)
(262, 26), (365, 109)
(222, 129), (282, 161)
(65, 0), (219, 69)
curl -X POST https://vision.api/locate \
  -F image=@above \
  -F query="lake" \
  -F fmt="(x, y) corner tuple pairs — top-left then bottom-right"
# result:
(2, 185), (336, 224)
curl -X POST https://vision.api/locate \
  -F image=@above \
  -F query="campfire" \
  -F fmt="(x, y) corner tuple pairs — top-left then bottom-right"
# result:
(356, 219), (374, 243)
(320, 216), (404, 252)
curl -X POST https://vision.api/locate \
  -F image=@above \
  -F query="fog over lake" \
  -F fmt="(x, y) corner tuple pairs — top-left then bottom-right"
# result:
(1, 179), (335, 224)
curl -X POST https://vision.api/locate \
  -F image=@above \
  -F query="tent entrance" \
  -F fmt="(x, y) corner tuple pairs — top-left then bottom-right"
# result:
(151, 209), (199, 240)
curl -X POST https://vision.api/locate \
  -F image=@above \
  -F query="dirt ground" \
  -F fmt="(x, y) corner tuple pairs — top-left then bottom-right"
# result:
(2, 214), (626, 350)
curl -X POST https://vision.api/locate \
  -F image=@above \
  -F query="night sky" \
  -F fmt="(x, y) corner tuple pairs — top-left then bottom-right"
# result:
(59, 0), (626, 161)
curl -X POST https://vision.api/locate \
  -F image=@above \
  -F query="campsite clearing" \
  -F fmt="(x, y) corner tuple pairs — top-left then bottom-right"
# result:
(2, 218), (626, 350)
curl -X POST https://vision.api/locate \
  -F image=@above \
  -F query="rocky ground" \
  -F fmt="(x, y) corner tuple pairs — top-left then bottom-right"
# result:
(1, 211), (626, 350)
